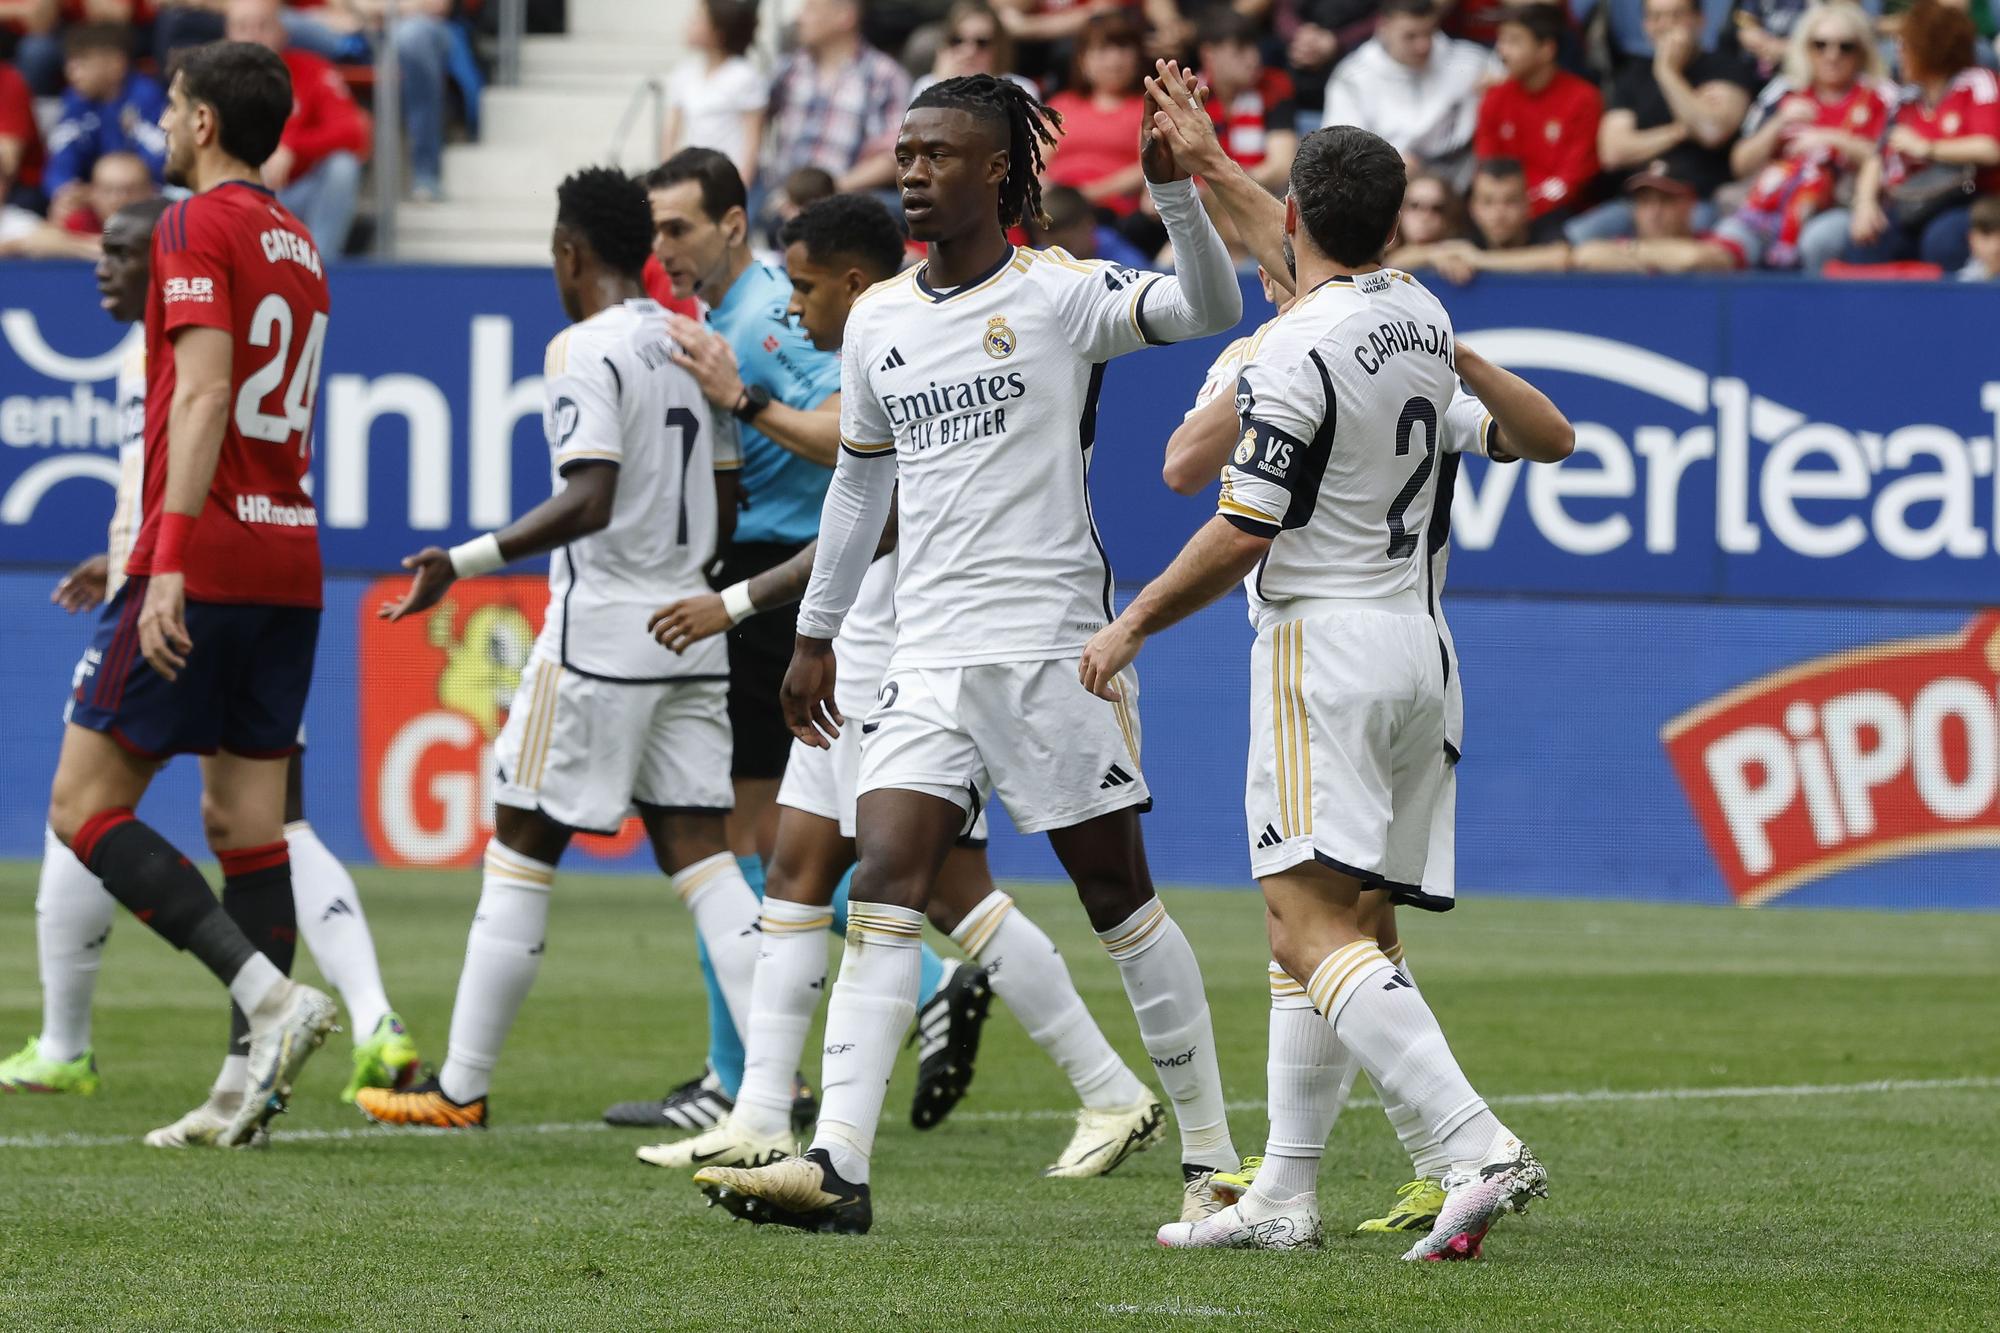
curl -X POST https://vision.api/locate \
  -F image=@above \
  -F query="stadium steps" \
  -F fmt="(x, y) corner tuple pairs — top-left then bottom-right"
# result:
(396, 0), (694, 263)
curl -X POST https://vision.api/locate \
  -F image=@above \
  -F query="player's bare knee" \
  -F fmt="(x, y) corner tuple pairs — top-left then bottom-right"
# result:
(493, 804), (571, 866)
(199, 790), (237, 853)
(640, 808), (731, 876)
(1072, 874), (1149, 933)
(848, 857), (930, 912)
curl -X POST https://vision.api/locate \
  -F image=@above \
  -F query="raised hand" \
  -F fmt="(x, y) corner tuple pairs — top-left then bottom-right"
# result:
(1142, 59), (1225, 182)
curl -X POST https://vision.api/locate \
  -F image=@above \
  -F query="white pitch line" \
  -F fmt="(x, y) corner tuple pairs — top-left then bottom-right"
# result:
(3, 1075), (1993, 1150)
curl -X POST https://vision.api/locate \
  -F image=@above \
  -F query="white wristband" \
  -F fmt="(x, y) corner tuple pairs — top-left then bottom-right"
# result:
(720, 580), (757, 625)
(447, 533), (505, 578)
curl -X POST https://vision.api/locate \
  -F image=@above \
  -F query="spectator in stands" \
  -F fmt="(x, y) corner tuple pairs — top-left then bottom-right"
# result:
(223, 0), (370, 255)
(1198, 8), (1300, 190)
(3, 0), (67, 95)
(1571, 158), (1737, 267)
(913, 1), (1037, 100)
(264, 0), (457, 202)
(0, 53), (45, 208)
(44, 23), (166, 204)
(1569, 0), (1736, 68)
(1568, 0), (1758, 241)
(1715, 1), (1887, 269)
(1836, 0), (2000, 269)
(1325, 0), (1498, 184)
(1044, 11), (1149, 216)
(1390, 158), (1541, 278)
(663, 0), (765, 188)
(1959, 191), (2000, 274)
(765, 0), (911, 194)
(1398, 168), (1465, 244)
(1477, 5), (1602, 232)
(1278, 0), (1378, 127)
(1, 146), (153, 256)
(1732, 0), (1879, 75)
(1030, 181), (1153, 265)
(996, 0), (1188, 60)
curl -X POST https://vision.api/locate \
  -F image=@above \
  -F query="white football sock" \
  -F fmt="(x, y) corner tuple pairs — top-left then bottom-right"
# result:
(286, 821), (392, 1038)
(1252, 961), (1355, 1205)
(734, 896), (833, 1138)
(35, 825), (116, 1063)
(1307, 940), (1500, 1171)
(213, 1054), (248, 1098)
(227, 952), (287, 1019)
(1095, 899), (1236, 1171)
(1379, 944), (1450, 1180)
(953, 890), (1147, 1111)
(437, 842), (554, 1104)
(811, 901), (924, 1184)
(673, 852), (763, 1046)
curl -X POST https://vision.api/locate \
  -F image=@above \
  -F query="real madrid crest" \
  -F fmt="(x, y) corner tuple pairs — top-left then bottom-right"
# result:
(984, 314), (1017, 360)
(1233, 427), (1258, 465)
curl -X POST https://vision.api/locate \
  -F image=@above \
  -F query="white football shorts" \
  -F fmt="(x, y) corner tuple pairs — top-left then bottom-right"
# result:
(856, 657), (1148, 835)
(494, 654), (732, 834)
(1246, 594), (1448, 897)
(776, 720), (991, 843)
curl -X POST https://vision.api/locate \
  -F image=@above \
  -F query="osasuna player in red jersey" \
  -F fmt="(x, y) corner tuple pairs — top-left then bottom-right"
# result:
(45, 40), (338, 1149)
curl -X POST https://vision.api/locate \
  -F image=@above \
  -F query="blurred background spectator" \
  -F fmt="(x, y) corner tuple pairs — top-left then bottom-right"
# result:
(1715, 0), (1886, 269)
(1836, 0), (1999, 268)
(1029, 179), (1153, 264)
(1478, 5), (1602, 232)
(662, 0), (764, 188)
(1325, 0), (1498, 184)
(226, 0), (370, 255)
(765, 0), (910, 196)
(1398, 167), (1467, 243)
(1197, 9), (1299, 190)
(1, 143), (151, 255)
(44, 22), (164, 206)
(1043, 11), (1149, 216)
(1570, 0), (1737, 68)
(0, 50), (44, 207)
(913, 0), (1038, 99)
(1569, 0), (1757, 241)
(1960, 191), (2000, 274)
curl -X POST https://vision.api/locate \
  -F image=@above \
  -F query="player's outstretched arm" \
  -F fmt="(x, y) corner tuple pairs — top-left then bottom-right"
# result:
(379, 462), (619, 621)
(1132, 63), (1243, 343)
(665, 312), (840, 467)
(1163, 390), (1240, 495)
(1144, 60), (1293, 297)
(52, 553), (111, 613)
(1455, 342), (1574, 464)
(1080, 516), (1269, 701)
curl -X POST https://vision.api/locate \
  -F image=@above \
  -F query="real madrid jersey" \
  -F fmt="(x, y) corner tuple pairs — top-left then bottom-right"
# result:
(539, 298), (739, 682)
(836, 245), (1169, 669)
(1431, 387), (1509, 755)
(104, 340), (147, 598)
(833, 551), (898, 716)
(1220, 269), (1459, 623)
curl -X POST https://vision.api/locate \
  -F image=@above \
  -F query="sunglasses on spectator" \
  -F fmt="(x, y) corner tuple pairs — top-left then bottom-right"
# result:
(1406, 199), (1447, 213)
(1811, 37), (1860, 53)
(951, 32), (994, 48)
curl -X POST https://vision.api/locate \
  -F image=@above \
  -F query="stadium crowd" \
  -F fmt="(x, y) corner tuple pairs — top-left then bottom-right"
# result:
(4, 0), (1998, 276)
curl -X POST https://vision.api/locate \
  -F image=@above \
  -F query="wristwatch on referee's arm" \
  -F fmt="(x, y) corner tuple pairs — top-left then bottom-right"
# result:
(733, 384), (773, 423)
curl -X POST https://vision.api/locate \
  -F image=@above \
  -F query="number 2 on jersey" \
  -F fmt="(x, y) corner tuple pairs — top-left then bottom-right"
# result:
(1385, 396), (1437, 559)
(233, 292), (328, 454)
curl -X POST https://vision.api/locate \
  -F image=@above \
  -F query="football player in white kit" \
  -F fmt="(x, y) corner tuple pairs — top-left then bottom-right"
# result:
(1082, 124), (1551, 1260)
(632, 195), (1166, 1179)
(359, 168), (764, 1130)
(3, 198), (426, 1137)
(692, 71), (1245, 1235)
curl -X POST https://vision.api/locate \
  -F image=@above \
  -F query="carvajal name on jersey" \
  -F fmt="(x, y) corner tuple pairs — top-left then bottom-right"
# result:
(1354, 319), (1453, 376)
(882, 370), (1027, 451)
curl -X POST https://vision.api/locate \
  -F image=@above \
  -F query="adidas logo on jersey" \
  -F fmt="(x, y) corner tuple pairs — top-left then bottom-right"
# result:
(880, 347), (907, 371)
(1255, 824), (1283, 848)
(321, 897), (355, 922)
(1099, 764), (1136, 790)
(1382, 970), (1414, 992)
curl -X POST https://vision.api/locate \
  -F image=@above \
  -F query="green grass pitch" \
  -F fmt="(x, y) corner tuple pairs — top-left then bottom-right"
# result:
(3, 864), (1997, 1330)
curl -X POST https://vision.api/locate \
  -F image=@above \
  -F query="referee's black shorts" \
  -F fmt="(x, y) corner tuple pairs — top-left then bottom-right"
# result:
(711, 540), (807, 781)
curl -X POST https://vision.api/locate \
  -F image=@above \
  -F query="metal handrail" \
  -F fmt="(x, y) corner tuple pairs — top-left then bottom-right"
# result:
(606, 76), (667, 168)
(371, 0), (403, 258)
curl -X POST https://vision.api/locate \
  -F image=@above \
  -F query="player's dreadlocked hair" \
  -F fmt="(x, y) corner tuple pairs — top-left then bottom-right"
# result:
(556, 166), (653, 278)
(909, 74), (1064, 230)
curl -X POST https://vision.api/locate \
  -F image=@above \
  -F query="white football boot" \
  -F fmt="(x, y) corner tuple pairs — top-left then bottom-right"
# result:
(1158, 1193), (1323, 1251)
(1403, 1128), (1548, 1261)
(637, 1116), (792, 1171)
(221, 981), (339, 1148)
(1041, 1100), (1165, 1179)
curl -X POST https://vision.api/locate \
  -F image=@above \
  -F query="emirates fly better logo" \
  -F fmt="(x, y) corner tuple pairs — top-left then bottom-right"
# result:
(1662, 614), (2000, 904)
